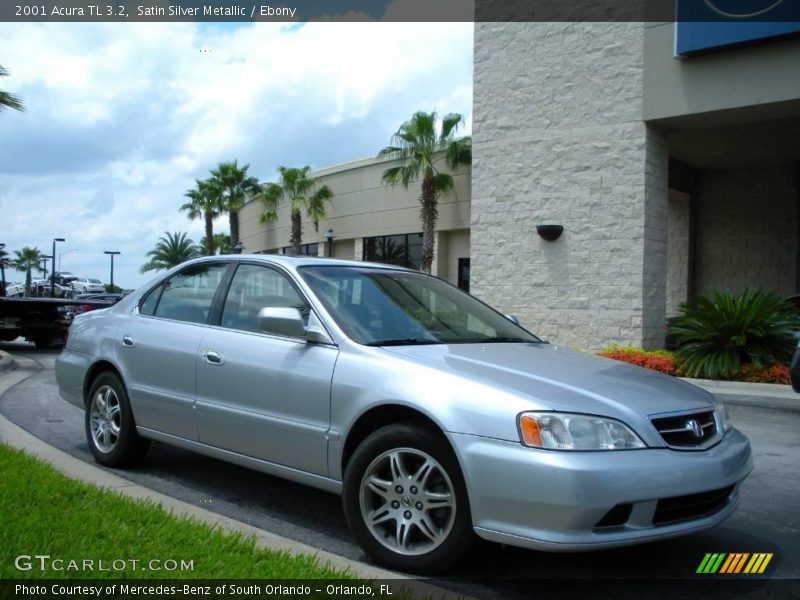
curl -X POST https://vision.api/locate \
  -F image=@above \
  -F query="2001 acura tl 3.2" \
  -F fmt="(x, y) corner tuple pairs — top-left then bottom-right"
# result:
(56, 256), (752, 572)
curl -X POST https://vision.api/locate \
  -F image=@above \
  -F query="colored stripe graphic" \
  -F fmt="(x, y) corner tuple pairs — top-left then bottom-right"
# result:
(699, 553), (774, 574)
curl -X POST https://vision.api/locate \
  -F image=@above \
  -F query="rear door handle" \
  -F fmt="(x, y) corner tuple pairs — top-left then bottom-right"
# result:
(204, 350), (224, 365)
(122, 335), (135, 348)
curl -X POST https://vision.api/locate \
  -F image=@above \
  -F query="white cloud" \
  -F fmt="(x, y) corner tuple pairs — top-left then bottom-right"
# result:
(0, 21), (473, 288)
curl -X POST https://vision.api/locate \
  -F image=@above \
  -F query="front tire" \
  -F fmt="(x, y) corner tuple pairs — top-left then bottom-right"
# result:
(342, 423), (473, 573)
(85, 372), (150, 467)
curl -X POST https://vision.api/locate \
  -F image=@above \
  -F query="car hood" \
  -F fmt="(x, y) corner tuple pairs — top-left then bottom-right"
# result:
(383, 342), (713, 418)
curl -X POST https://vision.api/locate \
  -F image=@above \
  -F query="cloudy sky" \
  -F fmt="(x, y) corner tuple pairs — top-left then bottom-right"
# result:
(0, 20), (473, 289)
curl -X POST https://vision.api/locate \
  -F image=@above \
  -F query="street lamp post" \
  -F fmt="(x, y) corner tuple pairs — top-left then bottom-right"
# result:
(104, 251), (121, 291)
(0, 243), (6, 297)
(51, 237), (65, 297)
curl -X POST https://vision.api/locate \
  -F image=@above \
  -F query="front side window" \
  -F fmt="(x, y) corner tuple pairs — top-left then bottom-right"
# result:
(147, 263), (228, 324)
(300, 265), (540, 345)
(221, 264), (308, 333)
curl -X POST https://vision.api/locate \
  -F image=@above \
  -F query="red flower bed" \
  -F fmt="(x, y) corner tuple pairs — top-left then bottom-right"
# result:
(598, 350), (677, 375)
(597, 348), (788, 384)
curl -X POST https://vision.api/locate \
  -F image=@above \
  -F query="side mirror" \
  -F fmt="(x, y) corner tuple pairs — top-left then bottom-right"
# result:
(257, 307), (334, 345)
(258, 307), (306, 338)
(505, 314), (520, 325)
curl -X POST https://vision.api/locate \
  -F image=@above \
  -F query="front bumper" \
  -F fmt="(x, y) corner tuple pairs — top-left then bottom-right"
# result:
(447, 428), (752, 551)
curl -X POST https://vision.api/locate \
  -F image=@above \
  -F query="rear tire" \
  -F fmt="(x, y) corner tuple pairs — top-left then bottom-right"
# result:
(85, 372), (150, 467)
(342, 423), (473, 573)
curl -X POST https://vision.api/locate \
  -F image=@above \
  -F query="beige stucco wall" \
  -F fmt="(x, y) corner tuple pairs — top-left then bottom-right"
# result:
(239, 155), (471, 265)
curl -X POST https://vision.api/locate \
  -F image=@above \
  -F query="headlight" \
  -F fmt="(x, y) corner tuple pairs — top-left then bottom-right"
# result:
(713, 396), (733, 432)
(518, 412), (646, 450)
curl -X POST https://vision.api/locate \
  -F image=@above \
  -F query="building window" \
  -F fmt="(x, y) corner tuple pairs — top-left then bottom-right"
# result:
(282, 243), (319, 256)
(363, 233), (423, 269)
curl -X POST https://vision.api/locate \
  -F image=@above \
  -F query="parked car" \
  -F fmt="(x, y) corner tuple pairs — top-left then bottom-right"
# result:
(71, 277), (105, 294)
(51, 271), (79, 287)
(56, 256), (752, 573)
(2, 281), (24, 297)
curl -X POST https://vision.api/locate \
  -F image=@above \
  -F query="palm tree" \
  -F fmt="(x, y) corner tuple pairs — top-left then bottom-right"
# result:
(140, 232), (200, 273)
(0, 65), (24, 112)
(378, 111), (471, 273)
(181, 178), (222, 256)
(11, 247), (45, 295)
(209, 161), (260, 249)
(259, 166), (334, 256)
(200, 233), (231, 255)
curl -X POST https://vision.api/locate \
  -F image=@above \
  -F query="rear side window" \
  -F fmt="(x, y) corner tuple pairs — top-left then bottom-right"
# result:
(221, 264), (308, 333)
(149, 263), (228, 324)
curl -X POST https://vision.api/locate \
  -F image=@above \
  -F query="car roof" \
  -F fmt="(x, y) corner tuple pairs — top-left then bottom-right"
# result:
(184, 254), (415, 273)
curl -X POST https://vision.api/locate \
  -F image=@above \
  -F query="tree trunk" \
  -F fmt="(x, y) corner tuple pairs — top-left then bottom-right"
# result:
(289, 211), (302, 256)
(229, 211), (240, 248)
(419, 173), (438, 274)
(204, 211), (215, 256)
(25, 269), (31, 296)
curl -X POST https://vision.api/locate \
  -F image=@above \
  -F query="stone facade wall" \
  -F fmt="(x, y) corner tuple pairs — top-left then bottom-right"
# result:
(472, 22), (669, 350)
(667, 190), (690, 315)
(695, 168), (798, 297)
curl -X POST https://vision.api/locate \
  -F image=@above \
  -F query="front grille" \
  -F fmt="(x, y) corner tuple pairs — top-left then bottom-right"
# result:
(653, 485), (735, 526)
(651, 409), (718, 449)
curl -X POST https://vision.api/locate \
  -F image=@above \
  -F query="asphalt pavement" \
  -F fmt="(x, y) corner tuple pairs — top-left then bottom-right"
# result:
(1, 340), (798, 599)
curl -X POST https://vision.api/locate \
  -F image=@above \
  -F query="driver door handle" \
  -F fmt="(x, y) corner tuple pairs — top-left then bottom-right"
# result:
(121, 335), (135, 348)
(204, 350), (224, 365)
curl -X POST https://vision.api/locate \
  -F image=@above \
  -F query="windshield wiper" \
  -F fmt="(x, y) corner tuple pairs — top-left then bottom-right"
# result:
(365, 338), (442, 346)
(476, 336), (532, 343)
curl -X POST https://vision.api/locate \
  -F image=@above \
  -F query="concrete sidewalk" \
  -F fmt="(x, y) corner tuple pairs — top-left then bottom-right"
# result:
(0, 359), (460, 597)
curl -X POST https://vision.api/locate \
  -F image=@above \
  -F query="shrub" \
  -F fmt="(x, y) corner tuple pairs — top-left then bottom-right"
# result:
(669, 289), (800, 379)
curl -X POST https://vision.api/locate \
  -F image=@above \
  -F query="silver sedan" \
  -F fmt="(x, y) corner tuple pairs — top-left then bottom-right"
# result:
(56, 255), (752, 573)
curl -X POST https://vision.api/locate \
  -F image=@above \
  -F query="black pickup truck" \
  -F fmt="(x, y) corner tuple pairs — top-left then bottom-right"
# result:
(0, 296), (115, 349)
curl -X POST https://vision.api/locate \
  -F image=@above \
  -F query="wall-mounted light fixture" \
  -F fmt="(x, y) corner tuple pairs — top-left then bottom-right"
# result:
(536, 224), (563, 242)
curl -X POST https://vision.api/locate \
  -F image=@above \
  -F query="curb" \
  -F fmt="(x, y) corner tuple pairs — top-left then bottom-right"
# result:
(0, 358), (462, 597)
(681, 377), (799, 401)
(0, 350), (16, 374)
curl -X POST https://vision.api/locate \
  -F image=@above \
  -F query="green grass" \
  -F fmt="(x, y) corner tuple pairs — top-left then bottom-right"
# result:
(0, 443), (355, 580)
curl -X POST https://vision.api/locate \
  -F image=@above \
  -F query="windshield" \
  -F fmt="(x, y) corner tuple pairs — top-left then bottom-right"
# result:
(89, 278), (102, 284)
(299, 265), (541, 345)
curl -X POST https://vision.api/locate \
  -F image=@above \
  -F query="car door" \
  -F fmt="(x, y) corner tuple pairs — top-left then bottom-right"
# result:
(195, 262), (337, 476)
(118, 262), (229, 440)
